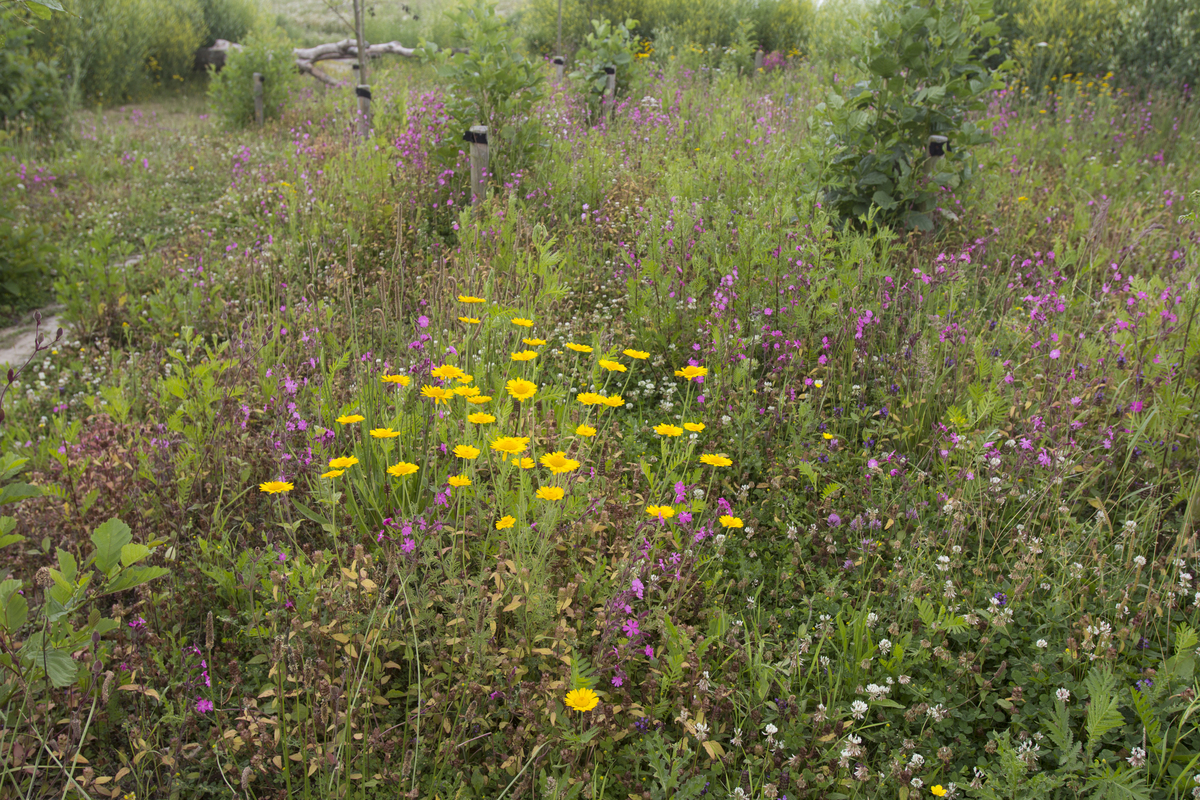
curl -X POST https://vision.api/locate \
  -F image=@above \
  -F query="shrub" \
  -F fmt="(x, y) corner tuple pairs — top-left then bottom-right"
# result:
(818, 0), (1004, 231)
(1006, 0), (1124, 93)
(569, 17), (638, 112)
(197, 0), (255, 46)
(1116, 0), (1200, 90)
(35, 0), (153, 104)
(0, 10), (68, 135)
(206, 25), (296, 128)
(144, 0), (206, 84)
(0, 149), (54, 307)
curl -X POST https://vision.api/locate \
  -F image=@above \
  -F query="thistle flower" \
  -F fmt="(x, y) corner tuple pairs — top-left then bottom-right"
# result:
(370, 428), (400, 439)
(598, 359), (626, 372)
(381, 374), (411, 386)
(491, 436), (530, 460)
(328, 456), (358, 470)
(536, 486), (565, 501)
(540, 451), (581, 474)
(654, 423), (683, 436)
(453, 445), (481, 459)
(259, 481), (294, 494)
(699, 453), (732, 467)
(564, 688), (599, 712)
(496, 515), (516, 530)
(506, 379), (537, 402)
(674, 365), (707, 381)
(387, 462), (419, 476)
(623, 349), (649, 359)
(565, 343), (593, 353)
(336, 414), (365, 424)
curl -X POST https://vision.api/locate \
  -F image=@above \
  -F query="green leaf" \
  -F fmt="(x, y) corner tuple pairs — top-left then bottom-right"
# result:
(872, 190), (898, 210)
(120, 543), (151, 567)
(90, 518), (133, 575)
(35, 648), (78, 687)
(56, 548), (78, 583)
(102, 565), (169, 596)
(0, 482), (41, 507)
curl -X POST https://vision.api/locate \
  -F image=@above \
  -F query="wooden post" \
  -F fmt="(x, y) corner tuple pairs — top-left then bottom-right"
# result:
(253, 72), (264, 126)
(553, 56), (565, 82)
(925, 135), (948, 176)
(754, 50), (764, 73)
(353, 0), (368, 84)
(466, 125), (488, 207)
(356, 85), (372, 137)
(603, 66), (616, 118)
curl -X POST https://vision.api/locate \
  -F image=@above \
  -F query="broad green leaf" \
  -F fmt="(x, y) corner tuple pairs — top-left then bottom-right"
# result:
(38, 648), (78, 687)
(120, 543), (151, 567)
(57, 548), (78, 583)
(0, 483), (41, 507)
(102, 565), (169, 596)
(91, 518), (132, 575)
(3, 592), (28, 634)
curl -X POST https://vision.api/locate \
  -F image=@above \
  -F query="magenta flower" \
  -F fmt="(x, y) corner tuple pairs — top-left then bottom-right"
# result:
(196, 698), (214, 714)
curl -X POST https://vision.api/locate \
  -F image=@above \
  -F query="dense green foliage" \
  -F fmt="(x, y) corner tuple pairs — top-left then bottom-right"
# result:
(206, 25), (298, 128)
(568, 17), (638, 111)
(0, 11), (68, 136)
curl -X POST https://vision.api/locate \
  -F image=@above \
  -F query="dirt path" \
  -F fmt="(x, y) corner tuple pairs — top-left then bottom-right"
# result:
(0, 308), (64, 372)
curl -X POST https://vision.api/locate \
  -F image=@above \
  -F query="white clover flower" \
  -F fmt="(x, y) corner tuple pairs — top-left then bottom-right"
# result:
(850, 700), (868, 720)
(1056, 688), (1070, 702)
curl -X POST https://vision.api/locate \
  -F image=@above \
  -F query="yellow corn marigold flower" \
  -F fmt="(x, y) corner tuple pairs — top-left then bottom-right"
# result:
(598, 359), (626, 372)
(491, 436), (530, 460)
(328, 456), (359, 470)
(517, 457), (535, 469)
(431, 364), (466, 381)
(370, 428), (400, 439)
(448, 474), (471, 487)
(467, 395), (492, 405)
(453, 444), (481, 459)
(468, 412), (496, 424)
(336, 414), (365, 424)
(674, 365), (708, 381)
(577, 392), (604, 405)
(458, 295), (485, 303)
(421, 385), (452, 404)
(512, 317), (534, 327)
(453, 385), (480, 397)
(683, 422), (705, 432)
(459, 316), (481, 324)
(536, 486), (565, 501)
(540, 451), (580, 474)
(564, 688), (599, 712)
(381, 373), (411, 386)
(601, 395), (625, 408)
(321, 469), (344, 478)
(565, 343), (593, 353)
(457, 374), (473, 384)
(506, 379), (537, 402)
(522, 338), (546, 346)
(719, 515), (744, 528)
(654, 423), (683, 437)
(575, 424), (597, 437)
(700, 453), (732, 467)
(511, 350), (538, 362)
(496, 515), (516, 530)
(387, 462), (419, 477)
(646, 505), (675, 520)
(623, 349), (649, 359)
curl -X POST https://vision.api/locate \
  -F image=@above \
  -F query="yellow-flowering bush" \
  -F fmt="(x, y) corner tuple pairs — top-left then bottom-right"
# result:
(1007, 0), (1123, 90)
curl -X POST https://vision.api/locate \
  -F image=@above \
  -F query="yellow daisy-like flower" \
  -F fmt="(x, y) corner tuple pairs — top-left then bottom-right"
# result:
(699, 453), (733, 467)
(448, 474), (471, 487)
(496, 515), (516, 530)
(468, 412), (496, 424)
(646, 505), (675, 520)
(598, 359), (626, 372)
(453, 385), (480, 397)
(577, 392), (604, 405)
(511, 350), (538, 362)
(458, 295), (486, 303)
(654, 423), (683, 437)
(822, 432), (834, 440)
(387, 462), (419, 477)
(719, 515), (744, 529)
(930, 787), (947, 798)
(623, 349), (649, 360)
(536, 486), (565, 501)
(674, 365), (708, 381)
(564, 688), (599, 712)
(453, 444), (481, 460)
(601, 395), (625, 408)
(512, 317), (534, 327)
(321, 469), (345, 479)
(491, 436), (531, 461)
(421, 385), (452, 404)
(431, 364), (466, 381)
(522, 338), (546, 346)
(370, 428), (401, 439)
(328, 456), (359, 470)
(457, 374), (474, 384)
(336, 414), (365, 424)
(506, 379), (537, 402)
(540, 451), (581, 474)
(575, 424), (597, 437)
(514, 457), (534, 469)
(565, 343), (593, 353)
(467, 395), (492, 405)
(381, 374), (411, 386)
(683, 422), (705, 432)
(459, 316), (481, 324)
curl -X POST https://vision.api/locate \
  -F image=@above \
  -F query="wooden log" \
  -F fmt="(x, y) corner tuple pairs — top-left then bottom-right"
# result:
(466, 126), (488, 207)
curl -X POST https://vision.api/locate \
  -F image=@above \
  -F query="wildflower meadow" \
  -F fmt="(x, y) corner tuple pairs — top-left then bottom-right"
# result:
(1, 0), (1199, 797)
